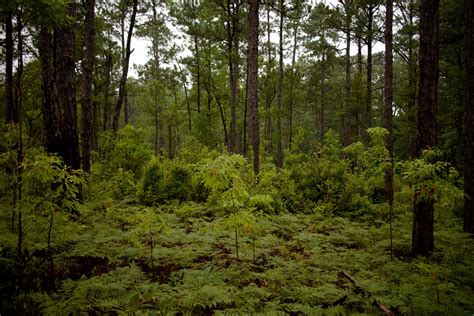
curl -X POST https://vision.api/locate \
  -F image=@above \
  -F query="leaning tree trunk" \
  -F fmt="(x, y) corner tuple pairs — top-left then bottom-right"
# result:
(247, 0), (260, 175)
(112, 0), (138, 133)
(413, 0), (439, 257)
(81, 0), (96, 173)
(464, 0), (474, 234)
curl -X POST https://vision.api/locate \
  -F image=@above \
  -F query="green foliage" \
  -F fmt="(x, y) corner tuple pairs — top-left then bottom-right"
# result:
(98, 126), (152, 180)
(138, 158), (195, 205)
(399, 149), (463, 216)
(20, 150), (84, 214)
(197, 154), (250, 212)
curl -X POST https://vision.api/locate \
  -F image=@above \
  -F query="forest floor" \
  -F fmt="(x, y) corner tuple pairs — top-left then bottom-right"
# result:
(1, 201), (473, 315)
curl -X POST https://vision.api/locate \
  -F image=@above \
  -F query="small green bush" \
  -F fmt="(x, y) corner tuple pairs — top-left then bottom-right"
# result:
(139, 159), (195, 205)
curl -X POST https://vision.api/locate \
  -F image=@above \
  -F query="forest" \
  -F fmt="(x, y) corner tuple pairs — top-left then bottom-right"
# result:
(0, 0), (473, 314)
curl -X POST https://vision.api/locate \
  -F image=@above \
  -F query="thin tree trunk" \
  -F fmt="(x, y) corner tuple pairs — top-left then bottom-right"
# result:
(366, 6), (374, 138)
(154, 103), (159, 156)
(265, 7), (273, 154)
(228, 0), (238, 152)
(243, 59), (249, 156)
(407, 0), (417, 160)
(343, 0), (352, 147)
(81, 0), (95, 173)
(14, 11), (24, 243)
(247, 0), (260, 175)
(464, 0), (474, 234)
(286, 21), (299, 150)
(384, 0), (394, 260)
(216, 95), (229, 146)
(356, 36), (362, 139)
(320, 50), (326, 143)
(276, 0), (284, 168)
(413, 0), (439, 257)
(4, 8), (17, 124)
(112, 0), (138, 132)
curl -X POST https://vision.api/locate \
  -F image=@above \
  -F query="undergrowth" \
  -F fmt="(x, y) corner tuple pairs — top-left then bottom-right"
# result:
(0, 128), (472, 315)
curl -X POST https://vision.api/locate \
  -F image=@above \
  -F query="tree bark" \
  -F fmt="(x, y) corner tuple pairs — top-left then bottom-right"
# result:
(247, 0), (260, 175)
(4, 8), (17, 124)
(343, 0), (352, 147)
(407, 0), (417, 160)
(320, 50), (326, 143)
(366, 5), (374, 140)
(384, 0), (394, 259)
(112, 0), (138, 132)
(53, 3), (81, 169)
(81, 0), (96, 173)
(227, 0), (240, 153)
(276, 0), (284, 168)
(286, 21), (299, 151)
(464, 0), (474, 234)
(413, 0), (439, 256)
(265, 7), (273, 155)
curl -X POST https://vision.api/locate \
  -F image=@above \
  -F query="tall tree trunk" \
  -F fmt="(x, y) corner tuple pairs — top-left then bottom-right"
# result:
(81, 0), (95, 173)
(242, 57), (249, 156)
(413, 0), (439, 256)
(112, 0), (138, 132)
(343, 0), (352, 147)
(4, 8), (17, 124)
(366, 6), (374, 140)
(356, 36), (362, 139)
(14, 11), (24, 244)
(276, 0), (284, 168)
(227, 0), (239, 153)
(407, 0), (417, 160)
(247, 0), (260, 175)
(54, 3), (81, 169)
(464, 0), (474, 234)
(265, 7), (273, 155)
(320, 50), (326, 143)
(384, 0), (394, 259)
(286, 21), (299, 150)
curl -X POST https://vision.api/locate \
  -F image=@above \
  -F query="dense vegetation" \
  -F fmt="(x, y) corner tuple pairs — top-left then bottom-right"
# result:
(1, 0), (473, 314)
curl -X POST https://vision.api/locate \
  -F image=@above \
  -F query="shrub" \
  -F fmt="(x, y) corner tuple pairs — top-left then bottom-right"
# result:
(98, 125), (152, 180)
(139, 159), (195, 205)
(139, 158), (166, 205)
